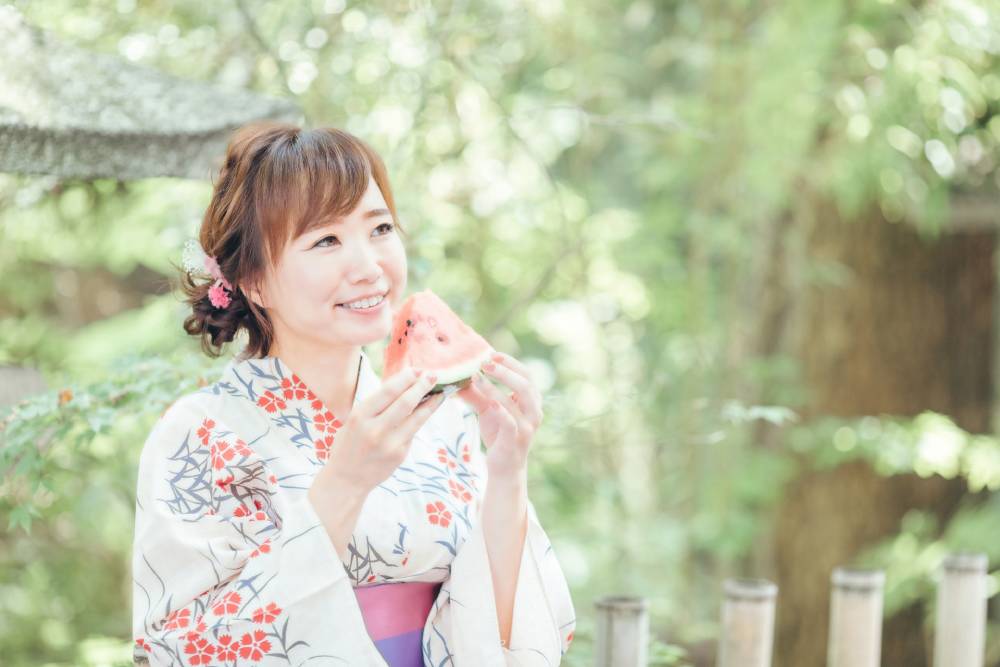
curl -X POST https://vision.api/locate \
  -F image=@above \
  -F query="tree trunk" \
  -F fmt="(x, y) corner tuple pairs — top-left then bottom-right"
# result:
(771, 199), (995, 667)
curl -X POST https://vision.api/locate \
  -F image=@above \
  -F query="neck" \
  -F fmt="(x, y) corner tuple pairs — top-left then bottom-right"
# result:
(267, 342), (362, 418)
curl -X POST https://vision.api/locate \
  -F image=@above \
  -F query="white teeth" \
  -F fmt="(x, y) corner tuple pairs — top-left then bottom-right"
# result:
(340, 294), (385, 310)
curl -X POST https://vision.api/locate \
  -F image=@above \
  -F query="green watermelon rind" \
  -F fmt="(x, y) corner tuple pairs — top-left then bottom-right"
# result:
(424, 349), (494, 385)
(422, 376), (474, 398)
(402, 349), (493, 387)
(414, 350), (494, 402)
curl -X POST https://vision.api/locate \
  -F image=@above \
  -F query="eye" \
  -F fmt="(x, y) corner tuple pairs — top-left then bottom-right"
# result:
(312, 222), (395, 249)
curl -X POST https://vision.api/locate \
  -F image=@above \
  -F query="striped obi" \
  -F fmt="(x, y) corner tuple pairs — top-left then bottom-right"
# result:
(353, 581), (443, 667)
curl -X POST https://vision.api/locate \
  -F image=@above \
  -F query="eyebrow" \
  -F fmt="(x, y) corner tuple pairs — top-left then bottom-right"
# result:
(307, 208), (393, 237)
(325, 208), (393, 225)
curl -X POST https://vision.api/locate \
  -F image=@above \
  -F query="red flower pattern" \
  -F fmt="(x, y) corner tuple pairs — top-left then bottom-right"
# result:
(183, 635), (216, 665)
(184, 618), (208, 641)
(257, 390), (287, 413)
(215, 634), (239, 662)
(234, 438), (252, 457)
(163, 607), (191, 631)
(252, 601), (283, 624)
(449, 479), (472, 503)
(250, 538), (272, 559)
(213, 591), (242, 616)
(196, 418), (215, 445)
(238, 629), (272, 661)
(215, 473), (234, 492)
(437, 447), (457, 469)
(313, 410), (343, 434)
(314, 434), (333, 462)
(426, 500), (452, 527)
(281, 374), (310, 400)
(211, 440), (238, 470)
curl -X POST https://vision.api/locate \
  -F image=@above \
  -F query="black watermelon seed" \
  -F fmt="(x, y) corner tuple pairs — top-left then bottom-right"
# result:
(398, 338), (402, 344)
(406, 319), (412, 326)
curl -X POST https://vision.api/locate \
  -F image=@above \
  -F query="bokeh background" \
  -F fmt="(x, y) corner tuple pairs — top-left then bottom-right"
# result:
(3, 0), (1000, 665)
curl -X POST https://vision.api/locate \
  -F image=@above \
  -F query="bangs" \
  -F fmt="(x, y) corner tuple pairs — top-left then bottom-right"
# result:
(250, 128), (395, 267)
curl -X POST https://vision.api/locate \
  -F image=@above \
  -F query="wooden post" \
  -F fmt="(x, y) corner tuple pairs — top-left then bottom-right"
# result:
(827, 567), (884, 667)
(717, 578), (777, 667)
(594, 595), (649, 667)
(933, 552), (988, 667)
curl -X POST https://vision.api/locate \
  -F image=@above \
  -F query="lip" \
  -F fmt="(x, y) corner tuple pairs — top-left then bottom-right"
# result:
(336, 291), (389, 306)
(336, 292), (389, 316)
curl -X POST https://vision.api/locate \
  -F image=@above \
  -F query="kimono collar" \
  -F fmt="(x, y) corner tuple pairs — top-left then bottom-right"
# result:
(352, 348), (381, 407)
(218, 347), (383, 417)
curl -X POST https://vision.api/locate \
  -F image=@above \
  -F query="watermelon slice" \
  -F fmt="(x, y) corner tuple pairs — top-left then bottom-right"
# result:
(383, 289), (494, 399)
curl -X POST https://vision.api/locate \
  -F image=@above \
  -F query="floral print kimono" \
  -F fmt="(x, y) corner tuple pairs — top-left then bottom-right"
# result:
(131, 348), (576, 666)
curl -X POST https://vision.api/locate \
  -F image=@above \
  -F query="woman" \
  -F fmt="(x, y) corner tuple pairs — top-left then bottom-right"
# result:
(131, 122), (576, 666)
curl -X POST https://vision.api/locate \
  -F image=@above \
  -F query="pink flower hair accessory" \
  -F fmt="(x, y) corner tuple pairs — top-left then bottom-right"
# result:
(182, 238), (233, 309)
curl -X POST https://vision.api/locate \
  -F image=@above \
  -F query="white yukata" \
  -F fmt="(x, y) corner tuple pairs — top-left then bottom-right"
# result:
(131, 348), (576, 666)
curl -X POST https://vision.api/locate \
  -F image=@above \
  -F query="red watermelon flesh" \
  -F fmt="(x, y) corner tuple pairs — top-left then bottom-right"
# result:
(383, 290), (494, 394)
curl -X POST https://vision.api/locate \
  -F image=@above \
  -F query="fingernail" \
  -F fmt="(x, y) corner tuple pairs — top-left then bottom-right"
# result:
(414, 368), (423, 377)
(427, 374), (438, 384)
(483, 362), (495, 372)
(491, 352), (503, 362)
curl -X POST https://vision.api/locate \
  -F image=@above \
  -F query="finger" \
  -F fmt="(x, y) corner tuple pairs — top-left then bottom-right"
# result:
(471, 374), (523, 427)
(456, 375), (491, 412)
(489, 350), (532, 381)
(481, 361), (540, 424)
(368, 366), (424, 416)
(380, 370), (440, 425)
(397, 392), (449, 444)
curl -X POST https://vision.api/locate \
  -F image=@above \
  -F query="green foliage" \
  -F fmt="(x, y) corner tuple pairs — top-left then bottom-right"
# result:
(788, 410), (1000, 490)
(1, 351), (223, 533)
(0, 351), (224, 664)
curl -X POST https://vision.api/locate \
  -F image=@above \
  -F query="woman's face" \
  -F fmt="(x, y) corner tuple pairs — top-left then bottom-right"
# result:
(250, 176), (407, 355)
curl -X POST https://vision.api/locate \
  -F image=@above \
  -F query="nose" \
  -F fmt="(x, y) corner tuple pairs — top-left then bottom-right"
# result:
(346, 240), (384, 284)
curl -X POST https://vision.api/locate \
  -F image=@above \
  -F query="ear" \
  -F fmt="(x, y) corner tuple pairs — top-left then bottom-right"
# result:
(243, 281), (268, 310)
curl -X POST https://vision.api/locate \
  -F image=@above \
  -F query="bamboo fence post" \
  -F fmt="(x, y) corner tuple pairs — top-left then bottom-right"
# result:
(933, 552), (988, 667)
(827, 567), (884, 667)
(717, 578), (777, 667)
(593, 595), (649, 667)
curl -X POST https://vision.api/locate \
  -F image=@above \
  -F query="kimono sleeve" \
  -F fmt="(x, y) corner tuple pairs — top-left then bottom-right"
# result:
(131, 394), (388, 667)
(422, 399), (577, 666)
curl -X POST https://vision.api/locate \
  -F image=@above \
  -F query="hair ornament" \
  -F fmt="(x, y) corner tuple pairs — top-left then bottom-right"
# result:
(182, 238), (233, 309)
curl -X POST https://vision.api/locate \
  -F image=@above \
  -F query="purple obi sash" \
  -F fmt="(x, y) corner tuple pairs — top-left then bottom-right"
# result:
(353, 581), (442, 667)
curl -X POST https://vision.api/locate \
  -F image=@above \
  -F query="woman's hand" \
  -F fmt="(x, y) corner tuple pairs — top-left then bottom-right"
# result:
(456, 351), (544, 480)
(319, 367), (446, 497)
(308, 366), (447, 561)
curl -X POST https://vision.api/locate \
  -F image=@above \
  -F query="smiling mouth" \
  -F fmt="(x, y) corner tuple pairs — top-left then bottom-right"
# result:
(336, 292), (389, 309)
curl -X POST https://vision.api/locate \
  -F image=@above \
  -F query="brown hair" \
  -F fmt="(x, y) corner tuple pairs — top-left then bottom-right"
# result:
(178, 121), (406, 360)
